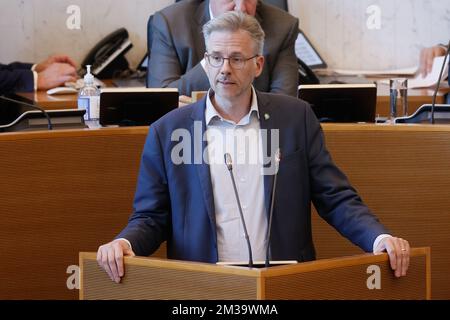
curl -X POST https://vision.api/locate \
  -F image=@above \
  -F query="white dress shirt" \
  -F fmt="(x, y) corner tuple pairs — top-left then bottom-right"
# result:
(205, 87), (268, 262)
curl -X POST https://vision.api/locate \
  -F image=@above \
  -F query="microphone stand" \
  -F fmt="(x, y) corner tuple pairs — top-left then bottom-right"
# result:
(265, 149), (281, 268)
(224, 153), (253, 268)
(0, 95), (53, 130)
(431, 40), (450, 124)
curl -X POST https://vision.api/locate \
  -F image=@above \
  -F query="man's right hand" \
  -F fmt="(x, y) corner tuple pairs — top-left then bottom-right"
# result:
(97, 239), (135, 283)
(419, 45), (446, 77)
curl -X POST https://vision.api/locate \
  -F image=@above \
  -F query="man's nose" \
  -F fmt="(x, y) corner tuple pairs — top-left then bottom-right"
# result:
(220, 58), (232, 74)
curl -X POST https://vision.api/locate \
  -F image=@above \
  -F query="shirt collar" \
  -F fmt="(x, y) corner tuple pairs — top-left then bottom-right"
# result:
(205, 86), (260, 126)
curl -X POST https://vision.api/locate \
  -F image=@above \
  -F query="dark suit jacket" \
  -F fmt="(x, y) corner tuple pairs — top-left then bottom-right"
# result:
(117, 91), (389, 263)
(0, 62), (34, 94)
(147, 0), (299, 97)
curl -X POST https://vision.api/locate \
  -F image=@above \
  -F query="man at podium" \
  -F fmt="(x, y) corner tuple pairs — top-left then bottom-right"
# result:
(97, 11), (410, 284)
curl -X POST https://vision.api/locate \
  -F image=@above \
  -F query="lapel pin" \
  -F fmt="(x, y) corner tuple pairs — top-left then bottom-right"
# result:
(264, 113), (270, 120)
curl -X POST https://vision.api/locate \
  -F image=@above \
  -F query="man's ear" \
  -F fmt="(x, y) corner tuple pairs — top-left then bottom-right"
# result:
(254, 55), (265, 77)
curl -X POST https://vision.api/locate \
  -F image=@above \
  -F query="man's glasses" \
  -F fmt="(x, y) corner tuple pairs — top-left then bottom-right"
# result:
(205, 53), (258, 69)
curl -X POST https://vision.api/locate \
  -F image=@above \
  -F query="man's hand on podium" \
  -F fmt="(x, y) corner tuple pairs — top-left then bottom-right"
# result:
(97, 239), (135, 283)
(374, 236), (410, 278)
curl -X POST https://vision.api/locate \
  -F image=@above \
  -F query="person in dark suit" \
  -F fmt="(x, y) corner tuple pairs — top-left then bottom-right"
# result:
(98, 11), (410, 283)
(0, 55), (77, 95)
(147, 0), (299, 97)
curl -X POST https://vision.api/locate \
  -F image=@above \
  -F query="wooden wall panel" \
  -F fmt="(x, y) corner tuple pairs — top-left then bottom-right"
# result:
(1, 124), (449, 299)
(312, 124), (450, 299)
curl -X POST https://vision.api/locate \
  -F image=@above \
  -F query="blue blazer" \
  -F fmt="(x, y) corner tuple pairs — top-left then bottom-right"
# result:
(0, 62), (34, 94)
(117, 91), (389, 262)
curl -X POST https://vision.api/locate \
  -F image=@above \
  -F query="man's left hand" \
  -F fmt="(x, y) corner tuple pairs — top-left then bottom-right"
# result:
(375, 236), (410, 277)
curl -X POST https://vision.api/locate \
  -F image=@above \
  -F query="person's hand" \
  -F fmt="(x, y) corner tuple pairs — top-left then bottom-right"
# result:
(97, 239), (135, 283)
(419, 45), (446, 77)
(35, 55), (77, 72)
(37, 63), (78, 90)
(375, 236), (410, 278)
(179, 95), (193, 107)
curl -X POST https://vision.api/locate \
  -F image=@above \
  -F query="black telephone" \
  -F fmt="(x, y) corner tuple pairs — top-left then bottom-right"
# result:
(80, 28), (133, 79)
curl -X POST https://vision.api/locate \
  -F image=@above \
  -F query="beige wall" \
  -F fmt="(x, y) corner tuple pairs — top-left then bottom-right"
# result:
(289, 0), (450, 70)
(0, 0), (449, 70)
(0, 0), (171, 69)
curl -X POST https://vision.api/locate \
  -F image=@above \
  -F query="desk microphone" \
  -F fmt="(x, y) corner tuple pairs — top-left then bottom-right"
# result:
(0, 95), (53, 130)
(224, 153), (253, 268)
(430, 40), (450, 124)
(265, 148), (281, 268)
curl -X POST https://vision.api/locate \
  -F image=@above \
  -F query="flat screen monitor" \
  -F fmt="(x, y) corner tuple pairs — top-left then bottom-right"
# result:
(0, 98), (29, 126)
(298, 84), (377, 123)
(0, 94), (86, 132)
(99, 88), (179, 126)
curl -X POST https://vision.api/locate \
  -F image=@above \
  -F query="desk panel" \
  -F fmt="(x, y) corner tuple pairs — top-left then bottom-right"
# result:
(314, 123), (450, 299)
(0, 128), (147, 299)
(1, 124), (449, 299)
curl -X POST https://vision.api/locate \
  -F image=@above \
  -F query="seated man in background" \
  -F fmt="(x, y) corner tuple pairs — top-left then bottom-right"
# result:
(147, 0), (299, 98)
(0, 55), (77, 95)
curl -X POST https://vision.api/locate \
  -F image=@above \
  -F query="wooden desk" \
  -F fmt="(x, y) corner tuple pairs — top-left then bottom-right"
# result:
(1, 124), (450, 299)
(15, 79), (116, 110)
(15, 82), (448, 116)
(16, 90), (78, 110)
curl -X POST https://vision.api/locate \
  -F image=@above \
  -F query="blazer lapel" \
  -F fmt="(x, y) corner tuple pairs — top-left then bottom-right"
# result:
(190, 97), (217, 245)
(193, 0), (209, 62)
(257, 92), (279, 217)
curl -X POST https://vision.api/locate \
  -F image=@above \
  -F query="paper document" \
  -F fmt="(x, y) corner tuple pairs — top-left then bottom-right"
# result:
(295, 32), (326, 68)
(407, 55), (449, 89)
(331, 66), (418, 77)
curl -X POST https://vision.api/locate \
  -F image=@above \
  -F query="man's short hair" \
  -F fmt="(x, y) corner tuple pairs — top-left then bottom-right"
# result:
(202, 11), (265, 55)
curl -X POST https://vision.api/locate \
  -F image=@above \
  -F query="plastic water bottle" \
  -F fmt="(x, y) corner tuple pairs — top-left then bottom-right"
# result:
(78, 65), (101, 128)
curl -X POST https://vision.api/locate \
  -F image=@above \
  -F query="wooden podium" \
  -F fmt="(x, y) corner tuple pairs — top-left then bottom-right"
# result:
(80, 247), (430, 300)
